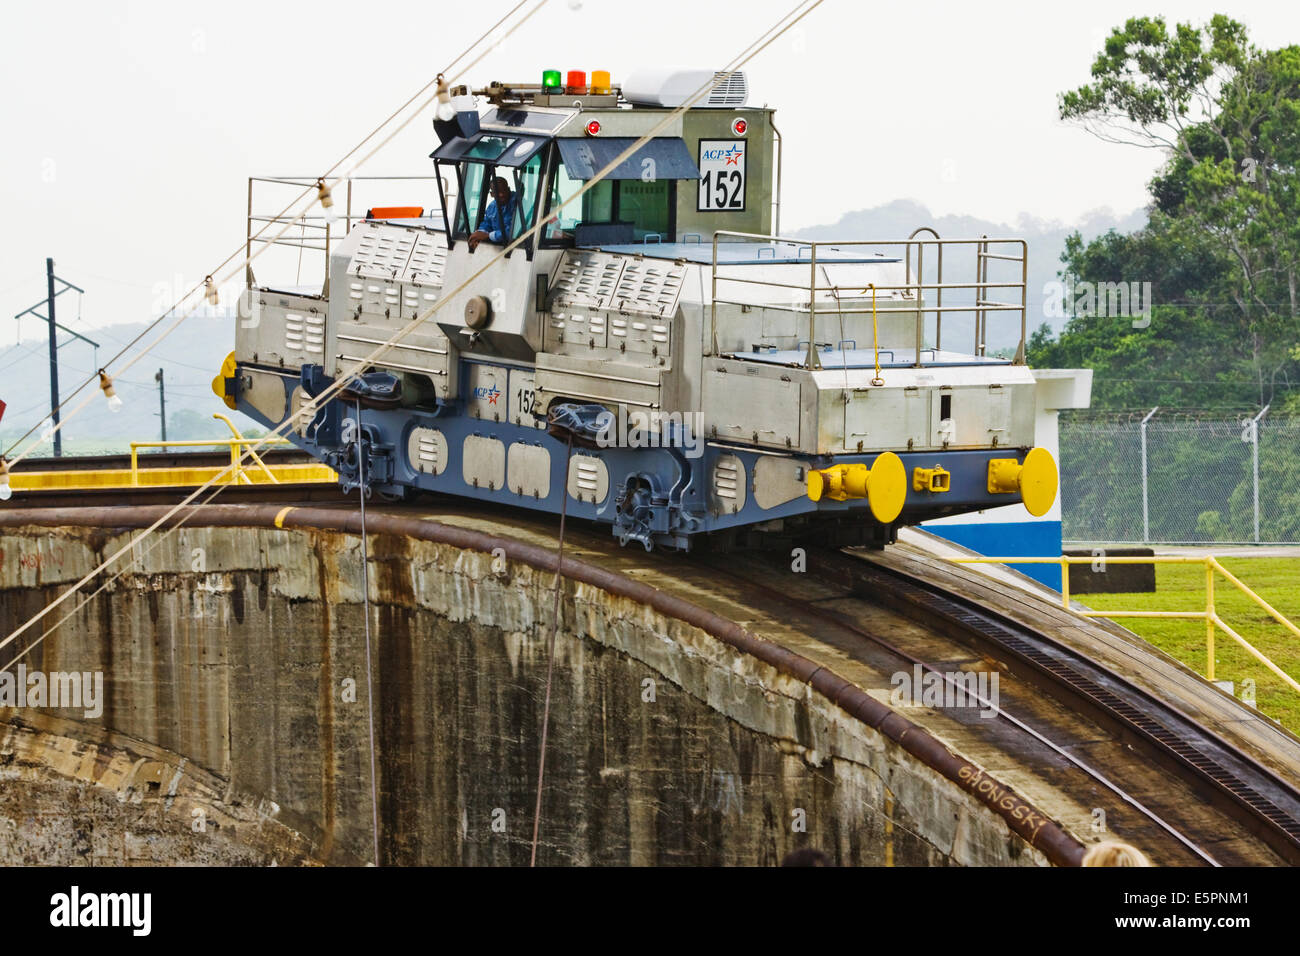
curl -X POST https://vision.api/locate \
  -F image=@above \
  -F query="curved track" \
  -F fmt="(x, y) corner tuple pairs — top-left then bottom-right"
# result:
(3, 474), (1298, 865)
(699, 547), (1300, 865)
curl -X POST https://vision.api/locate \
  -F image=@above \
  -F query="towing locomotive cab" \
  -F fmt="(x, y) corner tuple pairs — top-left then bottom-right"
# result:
(217, 68), (1058, 551)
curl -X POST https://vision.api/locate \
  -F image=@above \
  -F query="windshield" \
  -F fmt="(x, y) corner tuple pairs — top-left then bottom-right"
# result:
(442, 151), (544, 246)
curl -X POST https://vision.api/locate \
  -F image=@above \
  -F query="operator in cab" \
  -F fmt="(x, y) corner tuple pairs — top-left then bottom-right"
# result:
(467, 177), (517, 250)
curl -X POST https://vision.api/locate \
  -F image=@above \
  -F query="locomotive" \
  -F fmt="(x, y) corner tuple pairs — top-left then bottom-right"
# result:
(215, 68), (1058, 551)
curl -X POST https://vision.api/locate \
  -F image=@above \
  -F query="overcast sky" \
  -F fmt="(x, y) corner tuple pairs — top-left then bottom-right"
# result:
(2, 0), (1298, 340)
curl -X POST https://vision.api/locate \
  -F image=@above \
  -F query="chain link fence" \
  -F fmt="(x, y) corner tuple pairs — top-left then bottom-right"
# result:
(1061, 411), (1300, 545)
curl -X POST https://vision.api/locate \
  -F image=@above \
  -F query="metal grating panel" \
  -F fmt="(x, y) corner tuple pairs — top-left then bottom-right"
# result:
(402, 231), (449, 286)
(351, 221), (416, 278)
(407, 427), (448, 475)
(707, 72), (748, 106)
(284, 311), (325, 357)
(290, 386), (315, 437)
(551, 250), (627, 311)
(712, 454), (746, 512)
(567, 455), (609, 503)
(348, 222), (446, 287)
(612, 259), (686, 317)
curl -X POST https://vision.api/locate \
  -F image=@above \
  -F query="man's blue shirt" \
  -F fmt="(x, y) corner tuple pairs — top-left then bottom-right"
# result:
(478, 195), (518, 242)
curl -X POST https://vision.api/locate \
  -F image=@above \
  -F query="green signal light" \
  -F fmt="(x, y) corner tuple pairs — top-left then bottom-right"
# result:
(542, 70), (562, 89)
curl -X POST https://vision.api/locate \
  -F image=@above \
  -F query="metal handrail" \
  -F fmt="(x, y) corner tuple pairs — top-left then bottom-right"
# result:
(245, 174), (451, 291)
(709, 230), (1028, 369)
(131, 412), (290, 486)
(945, 554), (1300, 696)
(907, 226), (942, 362)
(211, 412), (281, 483)
(129, 437), (293, 487)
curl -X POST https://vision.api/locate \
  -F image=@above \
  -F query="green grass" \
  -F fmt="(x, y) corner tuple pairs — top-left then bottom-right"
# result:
(1080, 558), (1300, 736)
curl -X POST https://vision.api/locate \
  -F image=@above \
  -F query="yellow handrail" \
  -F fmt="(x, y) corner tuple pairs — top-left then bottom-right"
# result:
(212, 412), (281, 484)
(129, 434), (292, 487)
(944, 554), (1300, 696)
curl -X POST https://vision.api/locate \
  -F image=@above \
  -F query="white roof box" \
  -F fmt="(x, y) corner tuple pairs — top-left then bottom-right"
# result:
(621, 69), (748, 108)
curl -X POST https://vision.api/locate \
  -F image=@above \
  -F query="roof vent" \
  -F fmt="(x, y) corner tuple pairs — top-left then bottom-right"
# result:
(706, 71), (748, 107)
(622, 69), (749, 109)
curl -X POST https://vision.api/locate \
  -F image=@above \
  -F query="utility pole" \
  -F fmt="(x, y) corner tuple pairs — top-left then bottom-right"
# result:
(12, 260), (95, 459)
(1250, 405), (1269, 544)
(155, 368), (167, 442)
(1139, 406), (1159, 544)
(45, 259), (60, 456)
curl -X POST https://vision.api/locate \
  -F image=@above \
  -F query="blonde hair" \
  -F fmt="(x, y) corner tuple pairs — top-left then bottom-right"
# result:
(1082, 841), (1151, 867)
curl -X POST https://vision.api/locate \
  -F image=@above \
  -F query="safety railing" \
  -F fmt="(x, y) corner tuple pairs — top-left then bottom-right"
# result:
(129, 413), (288, 487)
(708, 229), (1027, 369)
(945, 554), (1300, 696)
(245, 174), (452, 293)
(6, 414), (336, 494)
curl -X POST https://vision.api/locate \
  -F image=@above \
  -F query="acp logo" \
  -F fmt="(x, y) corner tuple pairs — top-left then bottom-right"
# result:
(701, 144), (744, 165)
(472, 384), (501, 406)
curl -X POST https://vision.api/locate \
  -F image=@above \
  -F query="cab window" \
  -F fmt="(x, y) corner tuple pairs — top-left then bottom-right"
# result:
(448, 151), (543, 247)
(542, 161), (612, 243)
(540, 153), (675, 247)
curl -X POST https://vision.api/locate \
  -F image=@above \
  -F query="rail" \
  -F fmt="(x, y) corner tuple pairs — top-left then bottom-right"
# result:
(708, 229), (1027, 369)
(946, 554), (1300, 695)
(245, 174), (453, 293)
(130, 413), (289, 487)
(5, 415), (335, 493)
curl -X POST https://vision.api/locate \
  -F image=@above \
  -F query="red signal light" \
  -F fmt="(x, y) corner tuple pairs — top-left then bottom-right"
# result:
(585, 119), (601, 136)
(732, 117), (748, 136)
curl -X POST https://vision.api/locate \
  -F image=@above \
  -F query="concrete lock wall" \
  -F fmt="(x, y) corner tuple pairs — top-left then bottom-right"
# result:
(0, 525), (1048, 866)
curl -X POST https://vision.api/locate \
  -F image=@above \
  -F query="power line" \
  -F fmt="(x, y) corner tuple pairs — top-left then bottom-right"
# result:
(1, 0), (540, 465)
(0, 0), (826, 823)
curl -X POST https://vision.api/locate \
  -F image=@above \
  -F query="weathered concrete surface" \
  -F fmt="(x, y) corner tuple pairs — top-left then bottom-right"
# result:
(0, 714), (316, 865)
(0, 522), (1049, 866)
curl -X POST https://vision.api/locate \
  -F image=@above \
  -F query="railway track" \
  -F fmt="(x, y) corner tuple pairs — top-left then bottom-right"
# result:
(699, 546), (1300, 865)
(5, 483), (1298, 864)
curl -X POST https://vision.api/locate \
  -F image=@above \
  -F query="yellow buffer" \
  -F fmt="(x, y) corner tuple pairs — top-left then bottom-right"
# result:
(211, 351), (238, 410)
(807, 452), (907, 523)
(987, 447), (1058, 517)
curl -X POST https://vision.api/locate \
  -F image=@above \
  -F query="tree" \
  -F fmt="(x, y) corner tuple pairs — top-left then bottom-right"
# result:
(1057, 15), (1300, 408)
(1030, 214), (1249, 408)
(167, 408), (230, 441)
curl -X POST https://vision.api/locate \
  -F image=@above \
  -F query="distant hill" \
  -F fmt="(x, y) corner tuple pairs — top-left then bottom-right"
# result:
(1, 201), (1146, 452)
(792, 199), (1147, 352)
(0, 309), (240, 454)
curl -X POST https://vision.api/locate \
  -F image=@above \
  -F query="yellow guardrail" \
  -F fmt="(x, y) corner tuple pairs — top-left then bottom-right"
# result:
(945, 554), (1300, 695)
(130, 413), (289, 487)
(8, 414), (336, 492)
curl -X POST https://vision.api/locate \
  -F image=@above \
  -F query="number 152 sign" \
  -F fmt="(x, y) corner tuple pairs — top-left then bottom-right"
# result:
(697, 140), (746, 212)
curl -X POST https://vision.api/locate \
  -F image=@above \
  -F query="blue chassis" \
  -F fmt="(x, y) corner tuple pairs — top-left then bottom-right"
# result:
(234, 361), (1028, 551)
